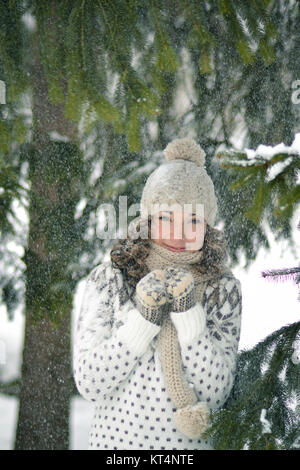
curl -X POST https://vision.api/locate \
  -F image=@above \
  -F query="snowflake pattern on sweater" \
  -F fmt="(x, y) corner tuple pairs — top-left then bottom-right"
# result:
(73, 260), (242, 450)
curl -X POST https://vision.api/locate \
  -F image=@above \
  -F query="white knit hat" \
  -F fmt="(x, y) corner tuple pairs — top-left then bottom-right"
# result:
(140, 138), (218, 226)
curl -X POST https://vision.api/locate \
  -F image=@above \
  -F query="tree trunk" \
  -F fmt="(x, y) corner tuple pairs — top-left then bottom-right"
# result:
(15, 6), (80, 450)
(15, 308), (72, 449)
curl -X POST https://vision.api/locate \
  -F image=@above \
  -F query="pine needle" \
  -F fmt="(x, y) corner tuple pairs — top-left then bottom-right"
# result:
(261, 267), (300, 283)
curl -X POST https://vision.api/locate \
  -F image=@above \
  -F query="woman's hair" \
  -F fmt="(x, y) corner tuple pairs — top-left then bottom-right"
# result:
(110, 216), (229, 289)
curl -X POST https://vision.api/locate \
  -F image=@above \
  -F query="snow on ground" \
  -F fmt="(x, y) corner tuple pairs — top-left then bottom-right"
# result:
(0, 394), (94, 450)
(0, 394), (18, 450)
(70, 397), (94, 450)
(0, 211), (299, 450)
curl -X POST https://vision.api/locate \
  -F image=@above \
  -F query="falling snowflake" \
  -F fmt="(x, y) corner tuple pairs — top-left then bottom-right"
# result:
(291, 331), (300, 365)
(260, 408), (272, 434)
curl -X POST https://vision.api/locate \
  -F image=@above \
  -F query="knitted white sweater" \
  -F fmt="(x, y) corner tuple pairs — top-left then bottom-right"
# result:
(73, 260), (242, 450)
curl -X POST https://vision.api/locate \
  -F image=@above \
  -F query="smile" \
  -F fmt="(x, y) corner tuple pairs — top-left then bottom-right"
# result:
(163, 244), (187, 252)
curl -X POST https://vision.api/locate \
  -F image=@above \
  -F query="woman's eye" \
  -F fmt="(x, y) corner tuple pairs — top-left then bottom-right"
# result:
(191, 219), (200, 224)
(159, 216), (170, 221)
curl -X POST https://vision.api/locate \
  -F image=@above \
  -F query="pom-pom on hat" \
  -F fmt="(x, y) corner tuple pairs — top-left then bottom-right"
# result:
(140, 137), (218, 226)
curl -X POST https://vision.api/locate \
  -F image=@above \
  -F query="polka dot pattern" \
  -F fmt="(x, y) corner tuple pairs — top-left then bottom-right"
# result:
(73, 261), (242, 450)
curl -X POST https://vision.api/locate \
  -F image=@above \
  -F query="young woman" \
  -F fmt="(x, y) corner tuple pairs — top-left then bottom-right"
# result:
(73, 138), (242, 450)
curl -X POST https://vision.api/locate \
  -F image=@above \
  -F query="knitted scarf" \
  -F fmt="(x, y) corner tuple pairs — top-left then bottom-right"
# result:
(142, 241), (232, 438)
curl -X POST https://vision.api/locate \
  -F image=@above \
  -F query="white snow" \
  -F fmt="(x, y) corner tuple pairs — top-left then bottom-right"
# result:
(292, 435), (300, 449)
(70, 397), (94, 450)
(291, 332), (300, 365)
(0, 394), (18, 450)
(231, 132), (300, 183)
(0, 393), (95, 450)
(74, 198), (87, 221)
(260, 408), (272, 434)
(232, 210), (300, 351)
(21, 12), (36, 31)
(245, 132), (300, 160)
(49, 131), (70, 143)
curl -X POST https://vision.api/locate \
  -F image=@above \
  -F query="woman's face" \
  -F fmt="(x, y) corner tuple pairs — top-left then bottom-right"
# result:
(150, 210), (207, 252)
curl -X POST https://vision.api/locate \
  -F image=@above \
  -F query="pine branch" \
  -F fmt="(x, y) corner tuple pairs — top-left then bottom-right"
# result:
(261, 219), (300, 287)
(203, 322), (300, 449)
(261, 267), (300, 284)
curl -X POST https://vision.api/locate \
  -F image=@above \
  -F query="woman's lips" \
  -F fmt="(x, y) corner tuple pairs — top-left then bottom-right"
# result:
(163, 243), (187, 252)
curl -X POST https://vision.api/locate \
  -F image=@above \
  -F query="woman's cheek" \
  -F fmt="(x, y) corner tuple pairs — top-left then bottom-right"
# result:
(183, 225), (205, 250)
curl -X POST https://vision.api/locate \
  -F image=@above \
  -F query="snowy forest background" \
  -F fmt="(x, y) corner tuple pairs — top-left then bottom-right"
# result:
(0, 0), (299, 450)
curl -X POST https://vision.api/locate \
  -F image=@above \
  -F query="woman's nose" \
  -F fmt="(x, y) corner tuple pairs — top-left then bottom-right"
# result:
(171, 222), (195, 241)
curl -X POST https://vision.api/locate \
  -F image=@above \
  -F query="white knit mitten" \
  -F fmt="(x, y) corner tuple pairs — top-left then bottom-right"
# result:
(165, 266), (196, 312)
(136, 269), (169, 325)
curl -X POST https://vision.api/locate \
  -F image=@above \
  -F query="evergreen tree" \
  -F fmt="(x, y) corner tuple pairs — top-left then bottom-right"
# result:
(173, 0), (300, 262)
(203, 321), (300, 450)
(215, 141), (300, 265)
(202, 150), (299, 450)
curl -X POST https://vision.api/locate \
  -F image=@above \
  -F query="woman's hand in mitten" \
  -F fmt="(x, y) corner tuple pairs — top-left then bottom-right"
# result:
(136, 269), (169, 326)
(164, 266), (196, 313)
